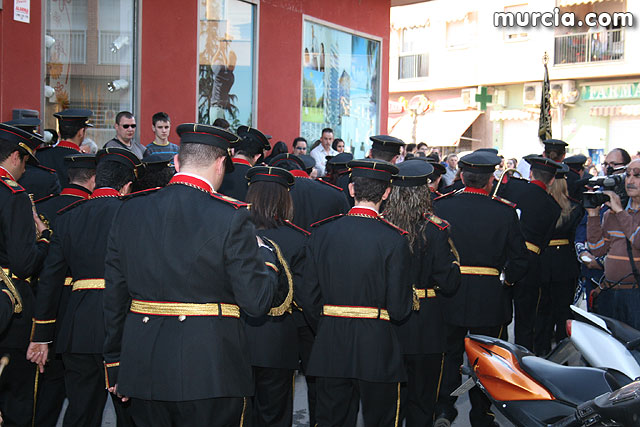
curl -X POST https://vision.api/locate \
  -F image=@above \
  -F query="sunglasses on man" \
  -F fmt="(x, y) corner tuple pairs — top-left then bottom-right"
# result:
(121, 124), (136, 129)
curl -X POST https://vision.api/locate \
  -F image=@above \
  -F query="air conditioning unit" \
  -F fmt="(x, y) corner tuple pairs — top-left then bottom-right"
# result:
(551, 80), (579, 103)
(461, 88), (478, 107)
(523, 82), (542, 106)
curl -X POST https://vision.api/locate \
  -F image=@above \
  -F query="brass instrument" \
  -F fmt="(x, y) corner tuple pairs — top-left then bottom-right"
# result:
(492, 168), (523, 198)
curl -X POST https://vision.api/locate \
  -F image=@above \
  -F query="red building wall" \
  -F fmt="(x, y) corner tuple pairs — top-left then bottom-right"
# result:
(0, 4), (42, 122)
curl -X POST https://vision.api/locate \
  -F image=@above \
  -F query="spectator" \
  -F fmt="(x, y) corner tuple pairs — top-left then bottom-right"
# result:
(442, 153), (458, 187)
(416, 142), (428, 155)
(310, 128), (338, 177)
(104, 111), (145, 159)
(292, 137), (308, 156)
(586, 158), (640, 329)
(213, 117), (230, 130)
(80, 138), (98, 154)
(143, 112), (179, 158)
(264, 141), (288, 164)
(332, 138), (345, 153)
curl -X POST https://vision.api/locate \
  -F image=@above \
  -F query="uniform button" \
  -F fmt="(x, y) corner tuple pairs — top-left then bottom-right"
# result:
(178, 315), (186, 322)
(142, 316), (149, 323)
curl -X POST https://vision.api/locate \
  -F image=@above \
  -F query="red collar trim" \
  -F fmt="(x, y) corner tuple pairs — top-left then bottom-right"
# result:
(429, 188), (442, 196)
(61, 187), (91, 199)
(462, 187), (488, 196)
(57, 140), (81, 152)
(290, 169), (310, 178)
(0, 167), (16, 181)
(530, 180), (547, 191)
(168, 175), (212, 194)
(348, 207), (379, 218)
(232, 158), (252, 166)
(91, 187), (120, 198)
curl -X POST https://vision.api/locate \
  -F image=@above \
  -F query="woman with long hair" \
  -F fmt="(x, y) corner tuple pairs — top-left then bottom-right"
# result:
(535, 164), (585, 355)
(383, 160), (461, 426)
(244, 166), (308, 427)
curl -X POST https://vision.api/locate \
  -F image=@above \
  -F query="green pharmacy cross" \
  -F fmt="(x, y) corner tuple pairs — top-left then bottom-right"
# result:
(475, 87), (493, 111)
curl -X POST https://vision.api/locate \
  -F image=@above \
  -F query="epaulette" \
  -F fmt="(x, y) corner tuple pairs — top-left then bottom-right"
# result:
(283, 219), (311, 236)
(315, 179), (343, 192)
(378, 216), (409, 236)
(423, 213), (449, 230)
(57, 198), (87, 215)
(211, 192), (249, 209)
(0, 176), (25, 193)
(121, 187), (161, 200)
(35, 193), (57, 204)
(310, 214), (343, 228)
(492, 195), (517, 208)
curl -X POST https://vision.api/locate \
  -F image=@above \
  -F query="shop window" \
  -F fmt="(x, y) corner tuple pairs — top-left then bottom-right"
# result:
(301, 19), (381, 159)
(198, 0), (256, 128)
(398, 27), (428, 79)
(44, 0), (136, 145)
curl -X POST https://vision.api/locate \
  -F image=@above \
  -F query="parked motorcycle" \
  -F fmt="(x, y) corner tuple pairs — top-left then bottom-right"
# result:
(453, 334), (640, 426)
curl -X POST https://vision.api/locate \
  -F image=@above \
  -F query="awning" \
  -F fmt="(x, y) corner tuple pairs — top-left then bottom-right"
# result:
(558, 0), (622, 7)
(590, 105), (640, 117)
(389, 110), (482, 146)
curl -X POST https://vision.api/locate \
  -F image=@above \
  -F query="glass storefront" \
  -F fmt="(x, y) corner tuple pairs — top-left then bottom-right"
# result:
(301, 20), (381, 158)
(43, 0), (136, 146)
(198, 0), (256, 129)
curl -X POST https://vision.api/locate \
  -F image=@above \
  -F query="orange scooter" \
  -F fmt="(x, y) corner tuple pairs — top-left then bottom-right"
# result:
(454, 335), (640, 426)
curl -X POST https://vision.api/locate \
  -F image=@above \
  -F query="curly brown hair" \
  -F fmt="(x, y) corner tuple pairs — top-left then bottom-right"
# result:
(383, 185), (432, 252)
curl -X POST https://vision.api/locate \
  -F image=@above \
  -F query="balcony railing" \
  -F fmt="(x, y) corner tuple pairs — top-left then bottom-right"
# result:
(48, 30), (87, 64)
(398, 53), (429, 79)
(554, 28), (624, 65)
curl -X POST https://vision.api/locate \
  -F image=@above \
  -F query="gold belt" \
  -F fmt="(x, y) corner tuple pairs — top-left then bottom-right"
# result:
(130, 299), (241, 318)
(415, 288), (436, 299)
(2, 268), (30, 283)
(548, 239), (570, 246)
(459, 266), (500, 276)
(526, 241), (541, 254)
(72, 279), (106, 291)
(322, 304), (390, 321)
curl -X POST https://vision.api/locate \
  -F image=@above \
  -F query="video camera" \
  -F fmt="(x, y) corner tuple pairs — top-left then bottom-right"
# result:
(583, 173), (628, 209)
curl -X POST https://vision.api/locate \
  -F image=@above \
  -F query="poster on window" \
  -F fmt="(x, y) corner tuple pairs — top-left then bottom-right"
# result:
(301, 20), (380, 156)
(198, 0), (255, 129)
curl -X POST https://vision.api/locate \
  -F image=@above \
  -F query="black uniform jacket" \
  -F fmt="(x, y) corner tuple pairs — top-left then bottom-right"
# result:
(218, 158), (251, 201)
(102, 178), (278, 401)
(290, 174), (350, 230)
(301, 208), (412, 383)
(497, 177), (562, 253)
(35, 141), (82, 188)
(435, 187), (529, 327)
(336, 172), (354, 207)
(36, 184), (92, 229)
(0, 281), (16, 334)
(0, 175), (51, 349)
(32, 187), (124, 355)
(18, 164), (61, 201)
(540, 201), (584, 283)
(395, 214), (461, 355)
(245, 220), (308, 370)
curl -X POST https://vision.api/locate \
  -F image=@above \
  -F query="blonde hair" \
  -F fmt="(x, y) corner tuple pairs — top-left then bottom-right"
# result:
(549, 178), (574, 227)
(383, 185), (432, 252)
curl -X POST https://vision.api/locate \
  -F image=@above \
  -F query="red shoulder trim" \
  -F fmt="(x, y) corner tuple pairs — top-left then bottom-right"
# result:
(57, 198), (87, 215)
(310, 214), (343, 228)
(35, 193), (57, 204)
(316, 179), (343, 192)
(211, 192), (249, 209)
(492, 195), (517, 208)
(434, 190), (457, 201)
(284, 220), (311, 236)
(0, 176), (25, 194)
(36, 165), (57, 173)
(423, 213), (450, 230)
(378, 216), (409, 235)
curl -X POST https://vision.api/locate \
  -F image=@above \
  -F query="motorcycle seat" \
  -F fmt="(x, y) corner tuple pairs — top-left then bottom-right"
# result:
(520, 356), (617, 406)
(599, 314), (640, 348)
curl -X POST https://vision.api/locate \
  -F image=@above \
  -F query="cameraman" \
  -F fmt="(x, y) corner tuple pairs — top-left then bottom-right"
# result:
(586, 158), (640, 329)
(575, 148), (630, 310)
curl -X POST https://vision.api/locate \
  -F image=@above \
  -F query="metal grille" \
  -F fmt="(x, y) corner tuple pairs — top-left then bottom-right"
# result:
(554, 29), (624, 65)
(398, 53), (428, 79)
(47, 31), (87, 64)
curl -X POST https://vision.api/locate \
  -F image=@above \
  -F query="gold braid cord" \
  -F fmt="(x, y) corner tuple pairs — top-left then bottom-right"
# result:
(262, 237), (294, 317)
(0, 269), (22, 313)
(412, 285), (420, 311)
(448, 238), (461, 265)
